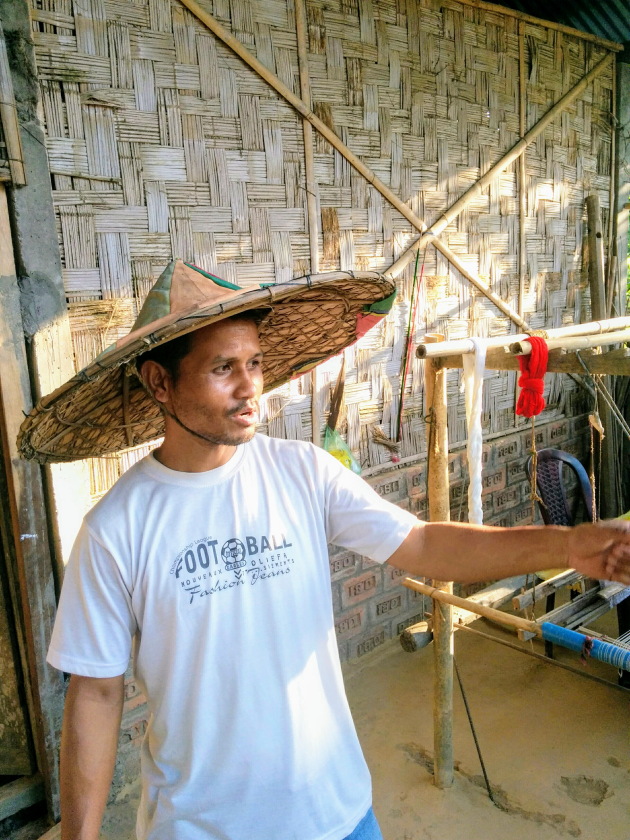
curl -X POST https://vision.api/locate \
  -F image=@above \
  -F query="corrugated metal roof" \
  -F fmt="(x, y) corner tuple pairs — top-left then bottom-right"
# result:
(490, 0), (629, 48)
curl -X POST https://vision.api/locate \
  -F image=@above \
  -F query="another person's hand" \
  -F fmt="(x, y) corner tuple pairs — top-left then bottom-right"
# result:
(567, 520), (630, 584)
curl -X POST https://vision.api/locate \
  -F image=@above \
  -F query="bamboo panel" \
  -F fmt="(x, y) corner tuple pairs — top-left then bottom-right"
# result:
(29, 0), (615, 496)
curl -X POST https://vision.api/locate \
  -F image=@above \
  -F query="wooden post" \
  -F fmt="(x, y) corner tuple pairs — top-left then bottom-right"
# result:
(586, 194), (617, 519)
(0, 23), (26, 185)
(517, 20), (527, 322)
(0, 183), (65, 815)
(423, 334), (453, 788)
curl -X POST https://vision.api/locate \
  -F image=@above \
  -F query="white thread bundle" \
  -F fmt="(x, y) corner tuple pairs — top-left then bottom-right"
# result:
(462, 340), (487, 525)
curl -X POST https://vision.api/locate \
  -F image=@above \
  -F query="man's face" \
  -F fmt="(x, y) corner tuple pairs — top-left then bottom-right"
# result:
(155, 318), (264, 447)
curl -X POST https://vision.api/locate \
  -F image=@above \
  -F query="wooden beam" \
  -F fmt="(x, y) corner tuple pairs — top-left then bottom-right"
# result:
(512, 570), (582, 611)
(587, 194), (617, 519)
(0, 22), (26, 185)
(423, 336), (453, 789)
(453, 0), (623, 51)
(0, 184), (65, 816)
(0, 774), (44, 821)
(439, 348), (630, 376)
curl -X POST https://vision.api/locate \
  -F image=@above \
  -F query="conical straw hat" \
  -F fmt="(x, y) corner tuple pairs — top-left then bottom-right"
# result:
(18, 261), (396, 463)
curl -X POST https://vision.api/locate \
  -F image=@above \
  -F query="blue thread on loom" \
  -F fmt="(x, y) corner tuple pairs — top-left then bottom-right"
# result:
(541, 623), (630, 670)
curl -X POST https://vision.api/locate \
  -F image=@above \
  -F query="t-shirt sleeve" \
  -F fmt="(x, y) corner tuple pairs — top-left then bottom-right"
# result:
(317, 449), (420, 563)
(47, 521), (137, 678)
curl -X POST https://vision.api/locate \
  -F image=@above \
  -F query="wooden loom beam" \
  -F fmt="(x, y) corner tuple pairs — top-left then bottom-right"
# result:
(438, 348), (630, 376)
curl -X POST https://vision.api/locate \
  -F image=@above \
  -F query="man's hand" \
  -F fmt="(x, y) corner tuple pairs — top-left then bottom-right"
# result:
(567, 520), (630, 584)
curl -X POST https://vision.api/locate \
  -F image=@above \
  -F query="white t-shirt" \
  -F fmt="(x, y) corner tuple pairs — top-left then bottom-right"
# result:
(48, 435), (418, 840)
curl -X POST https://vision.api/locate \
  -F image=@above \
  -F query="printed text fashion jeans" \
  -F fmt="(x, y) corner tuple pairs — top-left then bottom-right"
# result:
(343, 807), (384, 840)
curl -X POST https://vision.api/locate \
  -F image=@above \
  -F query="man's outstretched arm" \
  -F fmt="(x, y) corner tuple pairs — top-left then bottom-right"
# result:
(388, 520), (630, 585)
(60, 673), (125, 840)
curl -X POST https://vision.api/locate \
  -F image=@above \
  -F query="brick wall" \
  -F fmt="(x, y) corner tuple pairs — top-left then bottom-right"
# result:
(332, 414), (591, 663)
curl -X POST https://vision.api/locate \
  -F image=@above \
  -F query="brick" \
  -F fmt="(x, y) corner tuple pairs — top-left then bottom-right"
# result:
(448, 453), (462, 480)
(549, 420), (569, 446)
(449, 481), (467, 507)
(524, 424), (548, 452)
(406, 464), (427, 497)
(123, 677), (145, 712)
(120, 712), (148, 745)
(486, 512), (513, 528)
(369, 473), (407, 503)
(373, 593), (404, 621)
(481, 466), (506, 495)
(506, 457), (528, 485)
(493, 486), (521, 513)
(571, 414), (590, 434)
(383, 565), (409, 591)
(342, 570), (381, 608)
(349, 628), (388, 659)
(410, 496), (428, 519)
(494, 435), (522, 463)
(513, 504), (534, 525)
(329, 550), (360, 581)
(335, 606), (365, 640)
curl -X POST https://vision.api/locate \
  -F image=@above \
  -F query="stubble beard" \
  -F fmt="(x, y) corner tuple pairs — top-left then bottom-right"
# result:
(165, 400), (258, 448)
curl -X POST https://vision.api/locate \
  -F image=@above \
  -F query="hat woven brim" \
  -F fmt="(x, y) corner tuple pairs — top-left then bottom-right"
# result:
(18, 271), (395, 463)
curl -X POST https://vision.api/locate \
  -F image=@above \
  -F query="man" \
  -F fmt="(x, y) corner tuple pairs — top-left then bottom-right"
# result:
(21, 262), (630, 840)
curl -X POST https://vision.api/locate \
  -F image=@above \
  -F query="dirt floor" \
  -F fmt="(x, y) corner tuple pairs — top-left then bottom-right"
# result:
(98, 611), (629, 840)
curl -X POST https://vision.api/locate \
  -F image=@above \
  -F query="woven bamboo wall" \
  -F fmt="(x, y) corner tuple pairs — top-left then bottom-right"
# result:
(28, 0), (615, 500)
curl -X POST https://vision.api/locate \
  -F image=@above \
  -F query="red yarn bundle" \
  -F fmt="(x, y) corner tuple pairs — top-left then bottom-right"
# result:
(515, 336), (548, 418)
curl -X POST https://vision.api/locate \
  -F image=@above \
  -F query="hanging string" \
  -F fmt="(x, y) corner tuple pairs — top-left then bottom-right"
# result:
(396, 248), (427, 442)
(515, 336), (549, 514)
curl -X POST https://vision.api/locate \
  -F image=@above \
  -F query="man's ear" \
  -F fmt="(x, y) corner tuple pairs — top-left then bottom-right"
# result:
(139, 360), (172, 405)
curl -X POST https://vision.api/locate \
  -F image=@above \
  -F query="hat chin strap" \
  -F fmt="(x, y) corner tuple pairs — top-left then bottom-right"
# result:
(161, 403), (228, 446)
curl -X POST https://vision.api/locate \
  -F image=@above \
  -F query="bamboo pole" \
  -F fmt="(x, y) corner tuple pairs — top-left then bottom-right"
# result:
(605, 64), (617, 318)
(453, 0), (623, 51)
(517, 21), (527, 322)
(0, 22), (26, 185)
(386, 54), (614, 280)
(587, 194), (617, 519)
(587, 195), (607, 320)
(403, 578), (542, 636)
(423, 334), (453, 789)
(509, 328), (630, 355)
(415, 316), (630, 359)
(441, 348), (630, 377)
(294, 0), (322, 447)
(176, 0), (529, 331)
